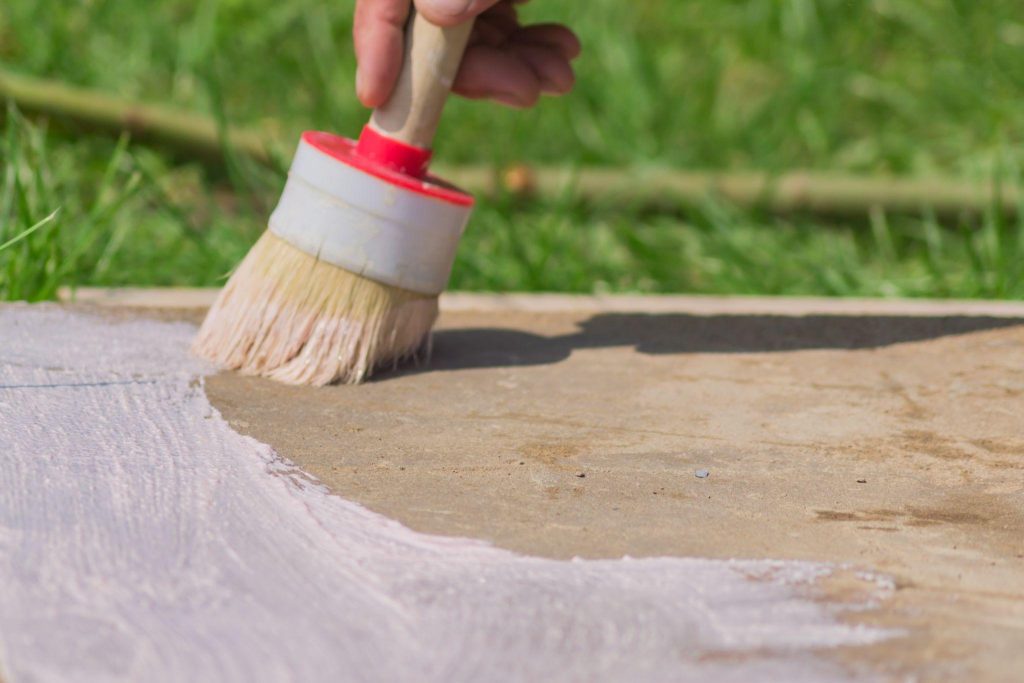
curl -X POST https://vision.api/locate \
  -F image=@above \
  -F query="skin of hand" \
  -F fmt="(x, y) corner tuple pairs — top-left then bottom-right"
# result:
(354, 0), (581, 109)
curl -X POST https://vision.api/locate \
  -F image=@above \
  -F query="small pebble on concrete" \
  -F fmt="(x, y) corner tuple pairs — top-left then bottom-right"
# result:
(695, 469), (710, 479)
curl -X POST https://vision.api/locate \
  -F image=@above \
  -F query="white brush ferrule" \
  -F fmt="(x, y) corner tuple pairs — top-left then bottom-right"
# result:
(269, 134), (473, 296)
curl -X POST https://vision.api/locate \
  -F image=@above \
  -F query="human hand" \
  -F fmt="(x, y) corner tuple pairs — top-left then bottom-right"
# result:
(354, 0), (580, 109)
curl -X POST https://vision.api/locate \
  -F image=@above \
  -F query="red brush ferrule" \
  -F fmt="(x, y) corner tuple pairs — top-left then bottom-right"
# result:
(354, 125), (433, 178)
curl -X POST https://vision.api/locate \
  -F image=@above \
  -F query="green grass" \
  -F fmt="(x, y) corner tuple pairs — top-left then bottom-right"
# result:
(1, 0), (1023, 300)
(0, 105), (143, 300)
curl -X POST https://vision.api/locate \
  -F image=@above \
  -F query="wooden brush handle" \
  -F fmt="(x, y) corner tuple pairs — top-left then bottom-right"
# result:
(369, 10), (474, 149)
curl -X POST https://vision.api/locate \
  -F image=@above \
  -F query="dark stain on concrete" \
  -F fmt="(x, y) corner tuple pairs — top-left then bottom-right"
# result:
(899, 430), (974, 461)
(816, 505), (991, 527)
(519, 442), (581, 467)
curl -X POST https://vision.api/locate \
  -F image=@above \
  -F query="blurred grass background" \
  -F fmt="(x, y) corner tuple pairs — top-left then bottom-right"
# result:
(1, 0), (1023, 300)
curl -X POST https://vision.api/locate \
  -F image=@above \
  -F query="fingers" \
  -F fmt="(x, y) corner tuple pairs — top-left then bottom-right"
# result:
(471, 2), (519, 44)
(355, 0), (581, 110)
(512, 23), (582, 61)
(453, 44), (542, 107)
(454, 21), (579, 108)
(354, 0), (413, 108)
(414, 0), (505, 27)
(510, 42), (575, 95)
(454, 41), (573, 107)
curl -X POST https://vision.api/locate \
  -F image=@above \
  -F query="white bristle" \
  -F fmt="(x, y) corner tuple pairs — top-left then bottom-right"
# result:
(193, 231), (438, 386)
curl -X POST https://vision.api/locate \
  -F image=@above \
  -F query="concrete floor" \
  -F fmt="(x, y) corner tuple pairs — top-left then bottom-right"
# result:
(78, 291), (1024, 680)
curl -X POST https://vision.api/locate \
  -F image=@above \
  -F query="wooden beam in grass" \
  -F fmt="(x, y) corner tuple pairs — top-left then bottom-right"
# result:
(2, 68), (1019, 217)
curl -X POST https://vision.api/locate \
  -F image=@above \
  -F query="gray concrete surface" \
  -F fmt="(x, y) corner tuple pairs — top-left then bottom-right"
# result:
(68, 292), (1024, 680)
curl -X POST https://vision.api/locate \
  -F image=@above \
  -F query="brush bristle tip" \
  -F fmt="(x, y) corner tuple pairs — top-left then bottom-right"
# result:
(193, 231), (438, 386)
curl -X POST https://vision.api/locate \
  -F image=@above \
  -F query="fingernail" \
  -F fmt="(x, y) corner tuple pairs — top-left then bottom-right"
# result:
(421, 0), (475, 18)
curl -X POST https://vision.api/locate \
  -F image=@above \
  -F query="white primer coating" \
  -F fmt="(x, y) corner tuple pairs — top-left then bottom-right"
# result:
(269, 137), (472, 295)
(0, 307), (896, 682)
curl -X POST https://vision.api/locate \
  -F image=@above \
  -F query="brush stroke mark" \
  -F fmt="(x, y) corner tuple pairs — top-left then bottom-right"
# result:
(0, 305), (897, 682)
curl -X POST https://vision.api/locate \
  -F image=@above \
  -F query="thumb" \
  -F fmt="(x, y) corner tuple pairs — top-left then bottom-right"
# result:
(414, 0), (502, 27)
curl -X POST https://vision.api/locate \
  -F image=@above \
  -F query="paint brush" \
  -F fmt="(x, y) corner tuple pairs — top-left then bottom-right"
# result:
(193, 10), (475, 385)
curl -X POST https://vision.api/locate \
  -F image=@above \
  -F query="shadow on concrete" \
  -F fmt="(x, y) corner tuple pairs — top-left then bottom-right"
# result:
(388, 314), (1024, 375)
